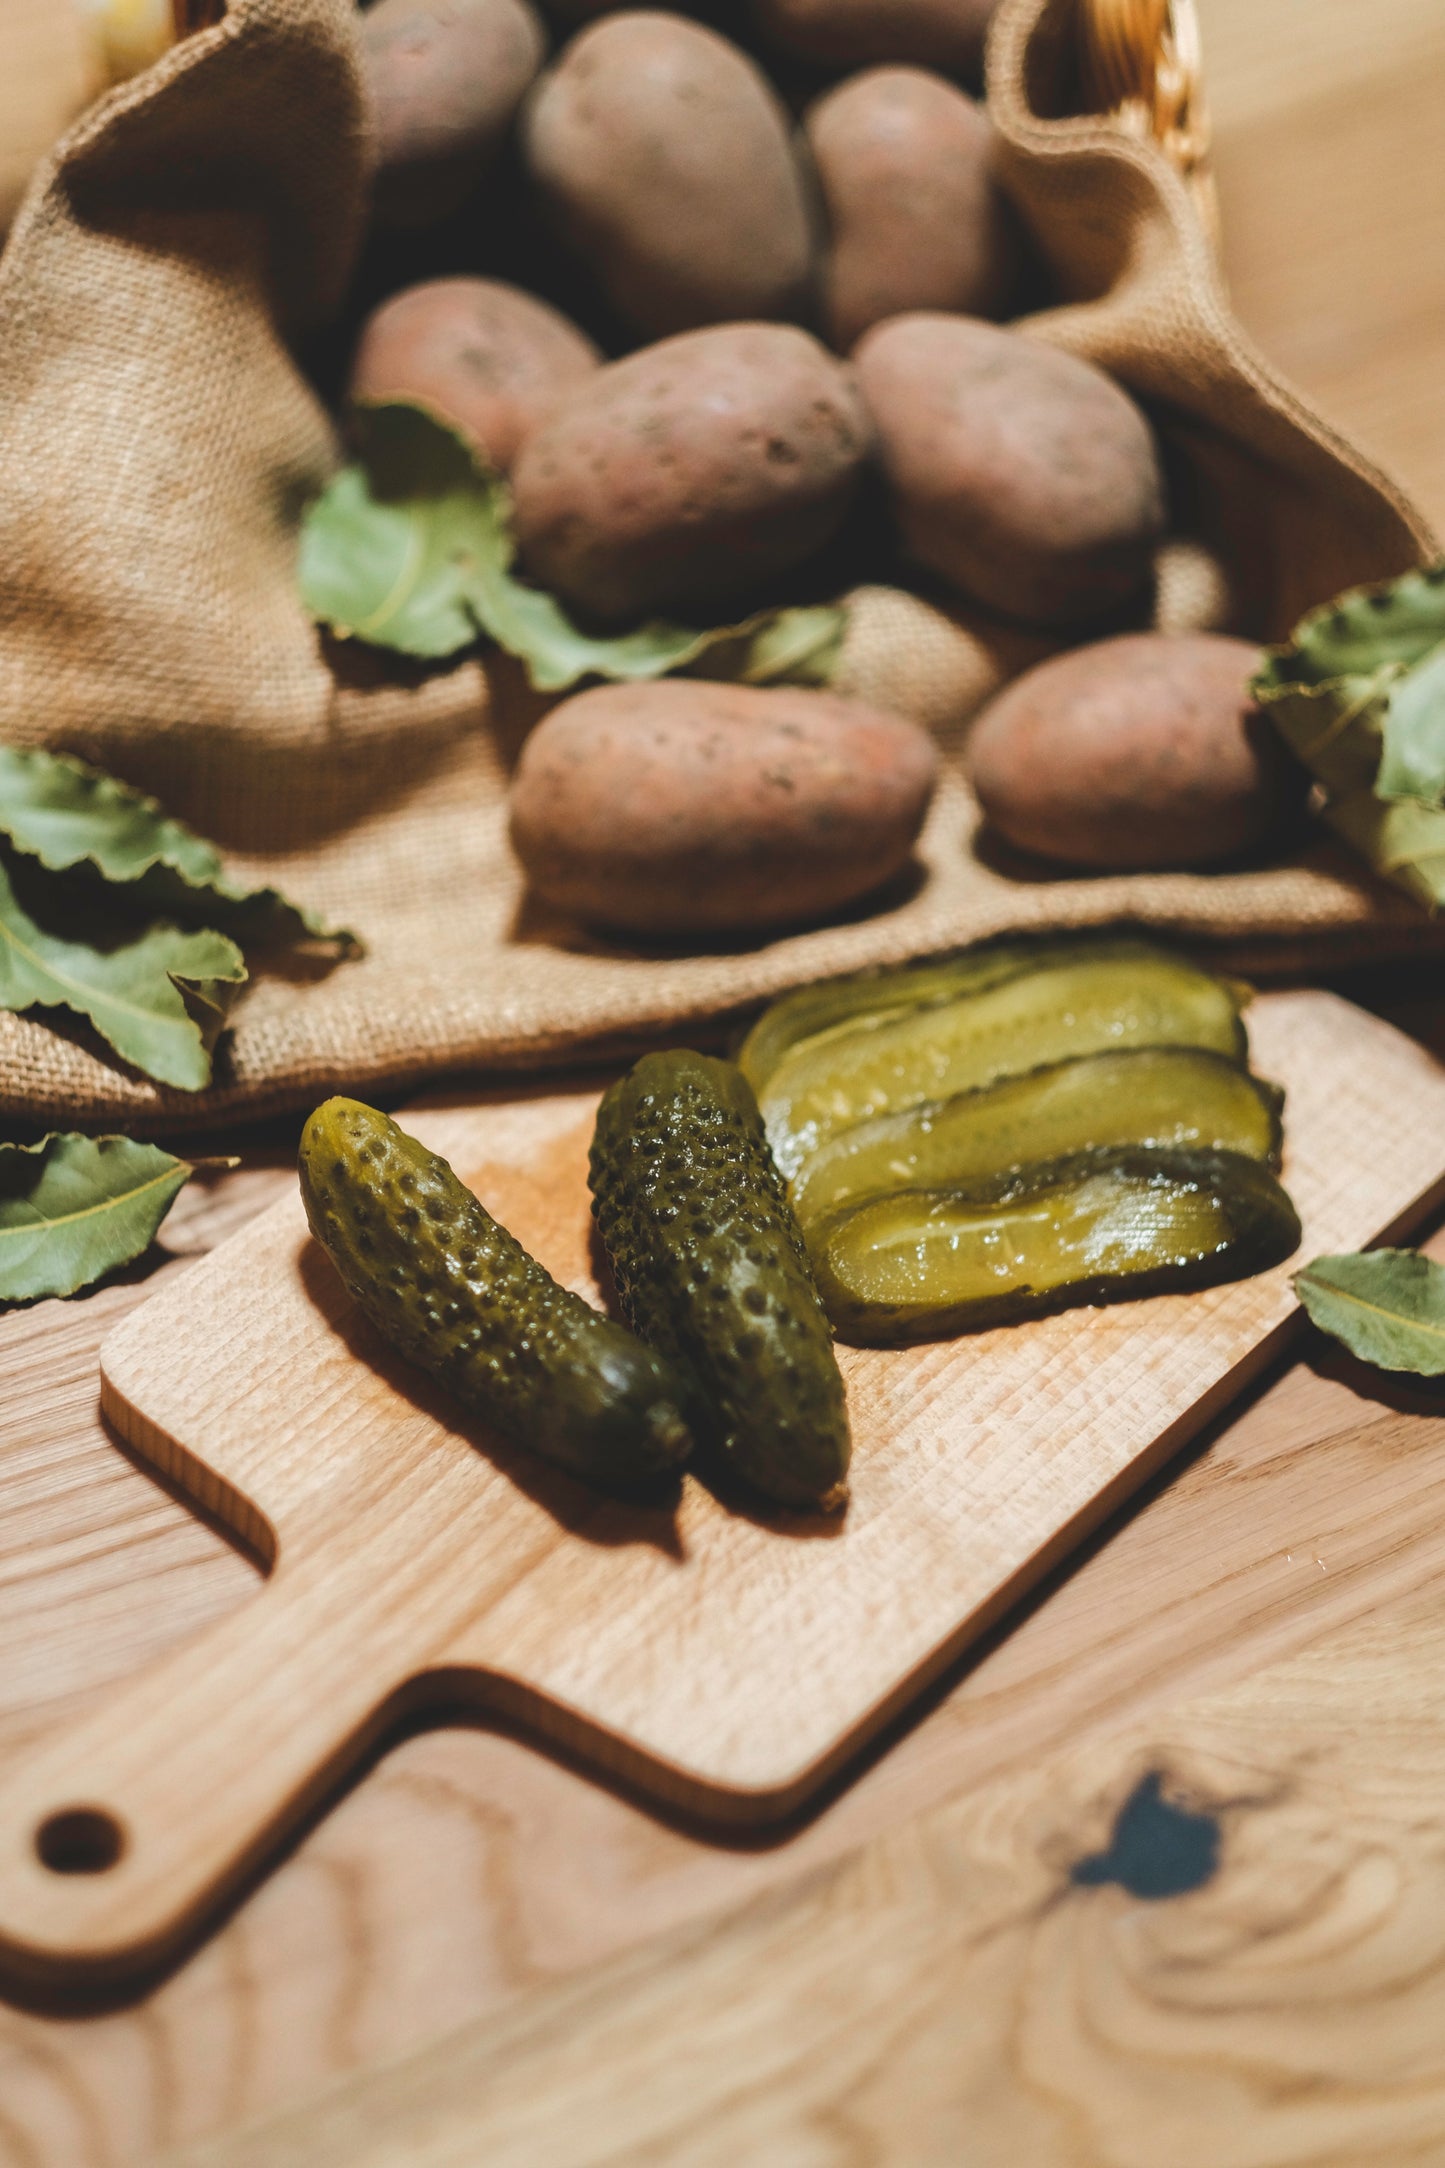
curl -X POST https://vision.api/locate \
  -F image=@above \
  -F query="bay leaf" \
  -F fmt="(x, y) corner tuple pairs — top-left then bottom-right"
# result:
(1273, 561), (1445, 684)
(1294, 1249), (1445, 1375)
(0, 852), (245, 1091)
(1377, 638), (1445, 804)
(299, 401), (846, 693)
(0, 745), (356, 952)
(684, 604), (847, 689)
(1254, 561), (1445, 907)
(297, 406), (484, 658)
(0, 1133), (195, 1302)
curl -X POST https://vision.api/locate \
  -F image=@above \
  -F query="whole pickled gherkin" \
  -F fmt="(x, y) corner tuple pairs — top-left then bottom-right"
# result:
(789, 1046), (1284, 1228)
(811, 1146), (1302, 1346)
(758, 942), (1250, 1179)
(299, 1098), (695, 1485)
(589, 1051), (851, 1513)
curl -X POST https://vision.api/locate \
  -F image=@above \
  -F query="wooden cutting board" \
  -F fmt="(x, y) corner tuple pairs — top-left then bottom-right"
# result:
(1, 987), (1443, 2001)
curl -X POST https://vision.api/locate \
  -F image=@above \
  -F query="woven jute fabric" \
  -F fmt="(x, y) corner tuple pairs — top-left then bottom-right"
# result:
(0, 0), (1438, 1133)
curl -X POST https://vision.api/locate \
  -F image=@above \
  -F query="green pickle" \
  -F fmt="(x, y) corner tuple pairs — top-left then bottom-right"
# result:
(590, 1051), (851, 1513)
(736, 938), (1087, 1096)
(790, 1047), (1283, 1227)
(758, 942), (1250, 1179)
(811, 1147), (1303, 1346)
(299, 1098), (695, 1485)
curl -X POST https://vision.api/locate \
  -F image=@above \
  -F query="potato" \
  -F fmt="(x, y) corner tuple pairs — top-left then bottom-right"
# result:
(966, 633), (1306, 870)
(806, 67), (1022, 350)
(752, 0), (999, 76)
(510, 324), (872, 625)
(348, 279), (601, 473)
(362, 0), (546, 228)
(854, 314), (1167, 627)
(521, 13), (814, 338)
(510, 680), (939, 933)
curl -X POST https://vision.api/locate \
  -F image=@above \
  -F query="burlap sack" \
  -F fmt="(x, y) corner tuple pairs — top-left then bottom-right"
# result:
(0, 0), (1437, 1133)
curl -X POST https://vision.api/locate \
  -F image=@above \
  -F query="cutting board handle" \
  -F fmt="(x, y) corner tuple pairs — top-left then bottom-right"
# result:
(0, 1543), (418, 1995)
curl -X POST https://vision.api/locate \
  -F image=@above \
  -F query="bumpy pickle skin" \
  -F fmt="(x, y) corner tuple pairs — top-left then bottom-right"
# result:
(589, 1051), (851, 1513)
(789, 1046), (1284, 1228)
(299, 1098), (695, 1485)
(811, 1146), (1302, 1347)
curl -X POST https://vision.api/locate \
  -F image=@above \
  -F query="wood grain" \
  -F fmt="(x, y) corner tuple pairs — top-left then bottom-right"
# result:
(0, 0), (101, 232)
(166, 1569), (1445, 2168)
(1207, 0), (1445, 535)
(14, 1212), (1445, 2164)
(2, 0), (1443, 2156)
(2, 992), (1439, 1999)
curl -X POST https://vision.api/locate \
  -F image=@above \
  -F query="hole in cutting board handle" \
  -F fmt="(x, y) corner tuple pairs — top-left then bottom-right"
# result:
(35, 1808), (125, 1876)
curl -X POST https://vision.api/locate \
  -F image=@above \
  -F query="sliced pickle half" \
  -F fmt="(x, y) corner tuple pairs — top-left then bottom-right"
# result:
(737, 935), (1140, 1096)
(790, 1047), (1283, 1228)
(811, 1147), (1302, 1346)
(761, 947), (1250, 1178)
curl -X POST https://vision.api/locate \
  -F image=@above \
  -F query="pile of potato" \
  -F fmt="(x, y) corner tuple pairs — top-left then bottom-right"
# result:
(347, 0), (1294, 938)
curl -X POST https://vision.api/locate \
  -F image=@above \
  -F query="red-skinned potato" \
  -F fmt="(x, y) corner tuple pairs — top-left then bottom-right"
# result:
(510, 323), (872, 626)
(855, 313), (1167, 627)
(522, 12), (814, 338)
(362, 0), (546, 228)
(807, 67), (1022, 350)
(348, 279), (601, 474)
(967, 633), (1307, 869)
(510, 681), (939, 934)
(752, 0), (999, 75)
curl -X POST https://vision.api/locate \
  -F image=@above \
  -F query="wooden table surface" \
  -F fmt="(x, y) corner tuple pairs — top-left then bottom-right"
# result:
(4, 1), (1445, 2161)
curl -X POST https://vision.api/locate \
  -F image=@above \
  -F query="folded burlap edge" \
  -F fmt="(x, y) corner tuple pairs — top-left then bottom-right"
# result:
(0, 0), (1441, 1140)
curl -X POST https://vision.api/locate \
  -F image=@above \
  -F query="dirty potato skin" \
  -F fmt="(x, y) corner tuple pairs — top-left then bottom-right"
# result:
(855, 313), (1167, 627)
(807, 67), (1022, 350)
(510, 324), (872, 626)
(752, 0), (999, 75)
(510, 681), (940, 933)
(348, 279), (601, 474)
(362, 0), (547, 227)
(967, 633), (1307, 869)
(522, 13), (814, 339)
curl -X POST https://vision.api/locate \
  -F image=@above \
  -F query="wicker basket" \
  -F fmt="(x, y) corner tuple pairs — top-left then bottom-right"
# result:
(1077, 0), (1216, 236)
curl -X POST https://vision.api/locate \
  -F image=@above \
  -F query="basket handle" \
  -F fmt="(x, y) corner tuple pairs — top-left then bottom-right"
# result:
(172, 0), (226, 33)
(1075, 0), (1219, 243)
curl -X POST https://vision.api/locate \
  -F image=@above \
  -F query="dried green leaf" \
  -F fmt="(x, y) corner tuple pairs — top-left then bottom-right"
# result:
(1294, 1248), (1445, 1376)
(299, 402), (845, 693)
(0, 853), (245, 1090)
(1254, 562), (1445, 907)
(1378, 638), (1445, 803)
(467, 533), (723, 693)
(1270, 562), (1445, 684)
(684, 604), (847, 688)
(0, 745), (356, 952)
(0, 1133), (195, 1302)
(298, 404), (487, 658)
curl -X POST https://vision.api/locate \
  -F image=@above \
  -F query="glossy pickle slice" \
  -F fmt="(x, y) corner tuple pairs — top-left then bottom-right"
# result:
(299, 1098), (695, 1486)
(758, 944), (1250, 1179)
(811, 1146), (1302, 1347)
(789, 1046), (1283, 1228)
(590, 1050), (851, 1513)
(735, 935), (1118, 1096)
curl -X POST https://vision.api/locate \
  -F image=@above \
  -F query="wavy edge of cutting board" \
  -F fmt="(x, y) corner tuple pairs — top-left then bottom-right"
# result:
(3, 992), (1445, 2002)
